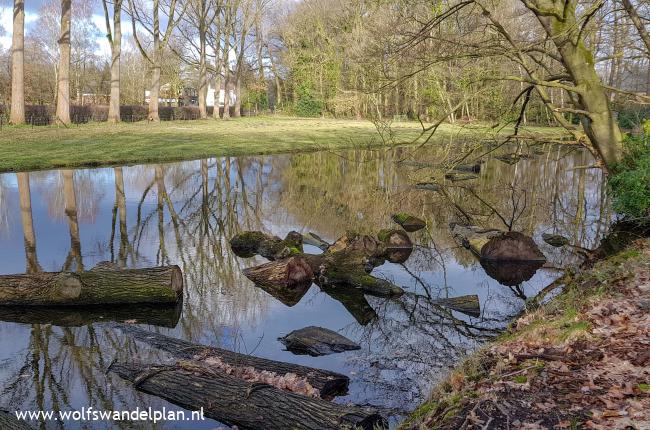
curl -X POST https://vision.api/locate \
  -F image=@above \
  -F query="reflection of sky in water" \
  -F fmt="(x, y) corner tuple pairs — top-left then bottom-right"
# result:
(0, 144), (610, 429)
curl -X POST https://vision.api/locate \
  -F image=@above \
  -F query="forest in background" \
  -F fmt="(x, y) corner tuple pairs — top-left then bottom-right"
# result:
(0, 0), (647, 127)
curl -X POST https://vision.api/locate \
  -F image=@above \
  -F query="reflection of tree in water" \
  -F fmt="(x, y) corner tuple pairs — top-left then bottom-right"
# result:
(17, 173), (41, 274)
(0, 175), (11, 236)
(342, 284), (504, 414)
(0, 144), (614, 427)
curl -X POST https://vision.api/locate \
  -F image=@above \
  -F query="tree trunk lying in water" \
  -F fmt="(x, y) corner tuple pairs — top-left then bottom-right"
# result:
(0, 263), (183, 306)
(236, 230), (411, 298)
(109, 360), (386, 430)
(110, 323), (349, 398)
(0, 411), (34, 430)
(0, 303), (182, 327)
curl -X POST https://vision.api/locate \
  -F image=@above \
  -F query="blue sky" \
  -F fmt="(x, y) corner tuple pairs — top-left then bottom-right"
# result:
(0, 1), (131, 58)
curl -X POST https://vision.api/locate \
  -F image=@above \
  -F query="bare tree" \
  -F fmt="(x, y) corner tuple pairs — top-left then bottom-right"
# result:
(128, 0), (186, 122)
(620, 0), (650, 55)
(102, 0), (124, 123)
(10, 0), (25, 125)
(56, 0), (72, 125)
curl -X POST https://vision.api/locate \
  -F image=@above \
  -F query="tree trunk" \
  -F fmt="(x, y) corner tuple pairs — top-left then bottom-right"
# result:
(10, 0), (25, 125)
(0, 264), (183, 306)
(0, 303), (181, 327)
(198, 29), (208, 119)
(107, 0), (122, 123)
(149, 50), (161, 121)
(109, 323), (350, 398)
(220, 21), (232, 120)
(234, 73), (242, 117)
(109, 360), (385, 430)
(56, 0), (72, 125)
(212, 24), (222, 119)
(222, 68), (231, 119)
(533, 3), (623, 167)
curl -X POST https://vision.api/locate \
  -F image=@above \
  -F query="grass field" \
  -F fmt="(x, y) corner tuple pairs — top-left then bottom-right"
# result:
(0, 116), (563, 173)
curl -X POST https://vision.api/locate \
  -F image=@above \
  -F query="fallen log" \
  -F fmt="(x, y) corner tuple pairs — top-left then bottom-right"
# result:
(109, 360), (386, 430)
(434, 294), (481, 318)
(0, 411), (34, 430)
(0, 303), (182, 327)
(110, 324), (349, 398)
(0, 264), (182, 306)
(231, 231), (303, 260)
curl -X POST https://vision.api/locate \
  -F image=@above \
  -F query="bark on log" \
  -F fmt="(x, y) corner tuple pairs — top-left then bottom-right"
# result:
(434, 294), (481, 318)
(109, 360), (386, 430)
(110, 324), (349, 398)
(239, 231), (408, 300)
(231, 231), (303, 260)
(0, 264), (182, 306)
(0, 411), (34, 430)
(0, 303), (181, 327)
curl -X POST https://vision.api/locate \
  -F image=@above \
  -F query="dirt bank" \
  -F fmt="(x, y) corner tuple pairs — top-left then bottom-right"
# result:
(405, 239), (650, 429)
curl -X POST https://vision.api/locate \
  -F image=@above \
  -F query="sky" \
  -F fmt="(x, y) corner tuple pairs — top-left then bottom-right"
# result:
(0, 1), (133, 58)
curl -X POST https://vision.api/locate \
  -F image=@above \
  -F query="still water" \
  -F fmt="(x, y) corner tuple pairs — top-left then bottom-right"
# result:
(0, 143), (609, 429)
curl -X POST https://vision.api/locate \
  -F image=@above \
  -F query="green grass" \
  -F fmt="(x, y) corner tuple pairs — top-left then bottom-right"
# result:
(0, 116), (563, 173)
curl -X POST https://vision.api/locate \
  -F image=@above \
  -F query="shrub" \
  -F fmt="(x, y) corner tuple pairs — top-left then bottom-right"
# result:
(294, 85), (323, 117)
(609, 133), (650, 221)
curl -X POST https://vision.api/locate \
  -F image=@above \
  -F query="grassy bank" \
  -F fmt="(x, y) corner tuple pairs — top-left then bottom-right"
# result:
(405, 237), (650, 429)
(0, 116), (562, 173)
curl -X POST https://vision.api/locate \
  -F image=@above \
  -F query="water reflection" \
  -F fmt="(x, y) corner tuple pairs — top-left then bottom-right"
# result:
(0, 143), (609, 429)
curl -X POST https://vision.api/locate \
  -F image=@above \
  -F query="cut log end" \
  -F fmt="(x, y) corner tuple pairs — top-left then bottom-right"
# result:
(169, 265), (184, 298)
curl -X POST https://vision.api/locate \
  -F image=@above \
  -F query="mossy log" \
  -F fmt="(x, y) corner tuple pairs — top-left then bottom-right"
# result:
(241, 231), (408, 298)
(243, 253), (404, 298)
(109, 360), (386, 430)
(231, 231), (303, 260)
(434, 294), (481, 318)
(0, 303), (181, 327)
(0, 264), (183, 306)
(0, 411), (34, 430)
(110, 323), (349, 398)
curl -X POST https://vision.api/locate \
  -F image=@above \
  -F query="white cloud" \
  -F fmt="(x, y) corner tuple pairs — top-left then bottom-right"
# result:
(0, 6), (41, 49)
(0, 35), (10, 50)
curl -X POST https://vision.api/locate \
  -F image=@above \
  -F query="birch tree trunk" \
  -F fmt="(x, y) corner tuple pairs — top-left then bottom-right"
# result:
(56, 0), (72, 125)
(10, 0), (25, 125)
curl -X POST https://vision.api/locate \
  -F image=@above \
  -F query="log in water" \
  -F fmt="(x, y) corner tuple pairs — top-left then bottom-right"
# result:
(109, 360), (386, 430)
(0, 264), (183, 306)
(110, 323), (350, 398)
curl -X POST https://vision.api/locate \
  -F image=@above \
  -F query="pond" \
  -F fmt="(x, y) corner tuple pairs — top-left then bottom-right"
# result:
(0, 142), (610, 429)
